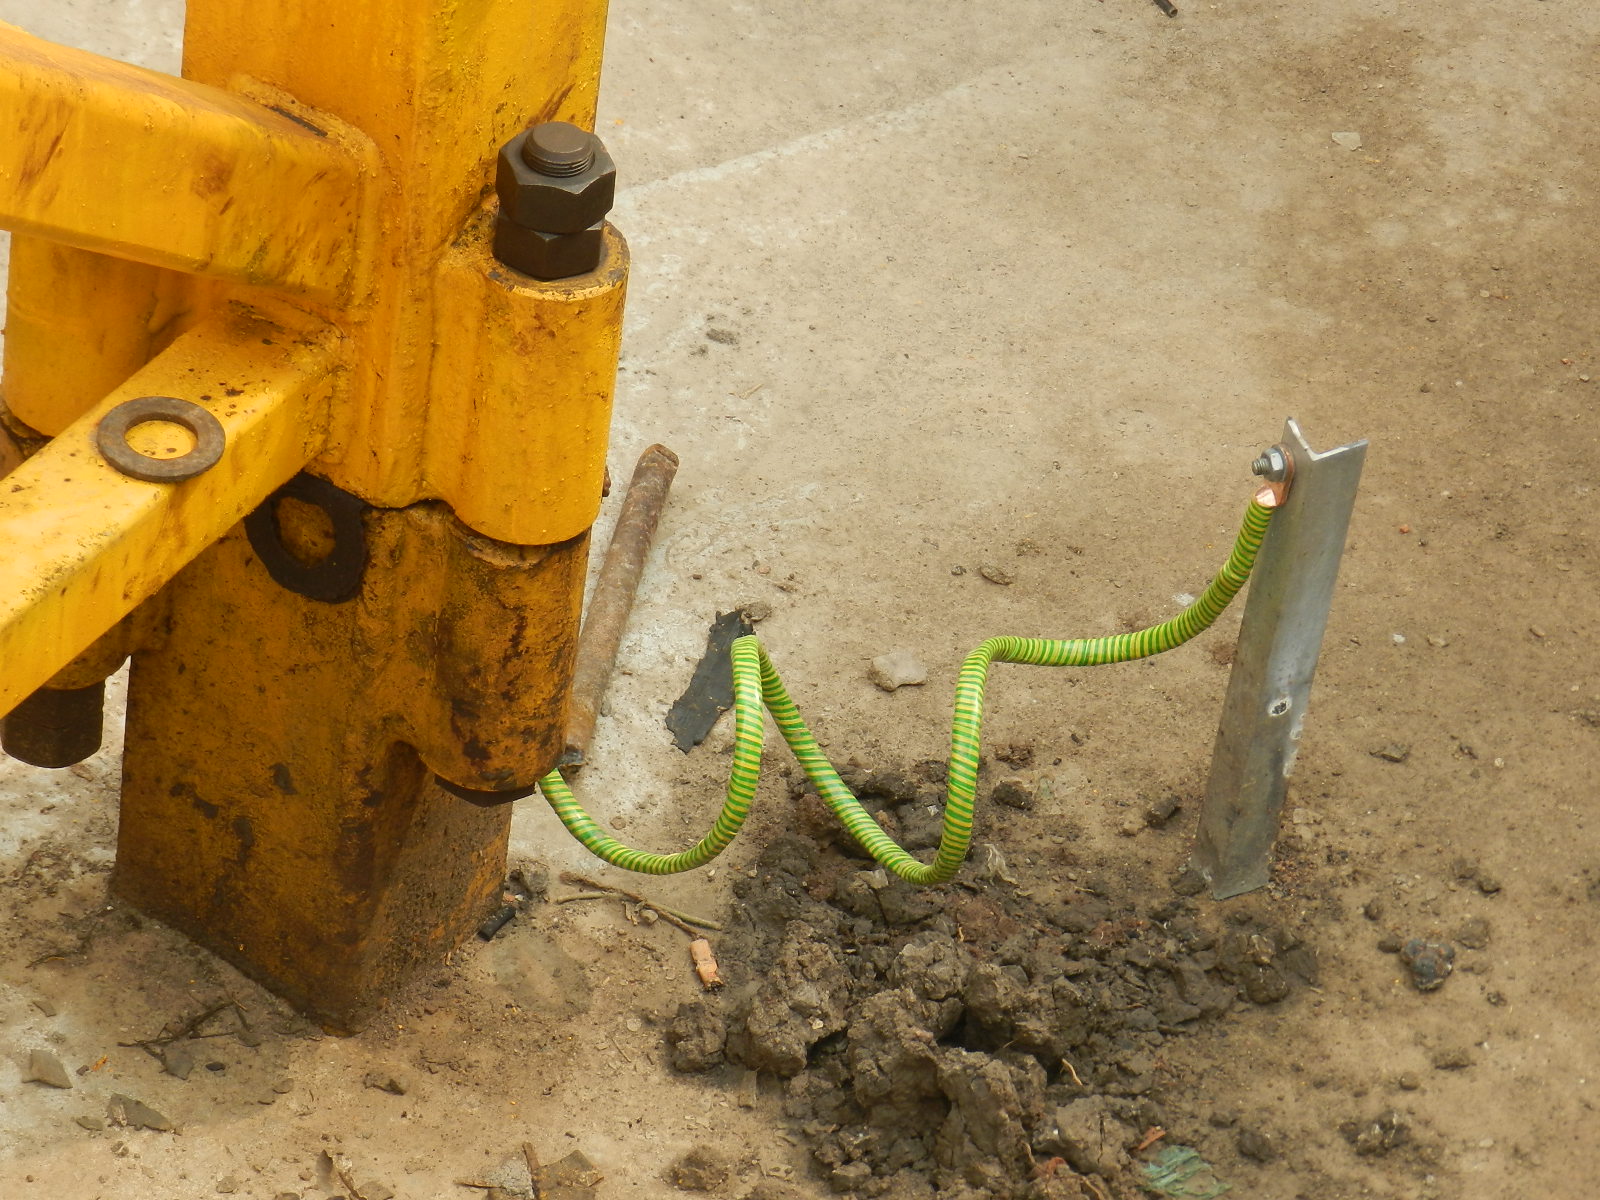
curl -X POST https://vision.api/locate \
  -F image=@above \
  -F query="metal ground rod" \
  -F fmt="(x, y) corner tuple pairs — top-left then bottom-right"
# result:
(1191, 418), (1367, 899)
(563, 443), (681, 768)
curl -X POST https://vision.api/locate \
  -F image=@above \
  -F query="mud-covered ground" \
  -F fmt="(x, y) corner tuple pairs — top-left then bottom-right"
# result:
(669, 758), (1325, 1200)
(3, 0), (1599, 1198)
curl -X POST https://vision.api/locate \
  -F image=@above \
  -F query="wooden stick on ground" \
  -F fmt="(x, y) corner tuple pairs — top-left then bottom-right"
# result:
(557, 872), (722, 935)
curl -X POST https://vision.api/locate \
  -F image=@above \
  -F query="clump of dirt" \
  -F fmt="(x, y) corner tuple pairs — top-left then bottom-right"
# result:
(665, 765), (1319, 1200)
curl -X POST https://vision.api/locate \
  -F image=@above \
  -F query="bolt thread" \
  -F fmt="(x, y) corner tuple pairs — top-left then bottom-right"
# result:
(522, 125), (596, 177)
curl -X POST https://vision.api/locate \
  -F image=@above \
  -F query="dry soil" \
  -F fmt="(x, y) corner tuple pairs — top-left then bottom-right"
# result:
(2, 1), (1597, 1198)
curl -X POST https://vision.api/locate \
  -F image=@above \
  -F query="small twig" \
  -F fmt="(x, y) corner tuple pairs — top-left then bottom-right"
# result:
(119, 1000), (241, 1058)
(651, 904), (723, 932)
(553, 891), (616, 905)
(1135, 1125), (1167, 1153)
(1061, 1058), (1085, 1087)
(558, 873), (722, 935)
(1081, 1176), (1111, 1200)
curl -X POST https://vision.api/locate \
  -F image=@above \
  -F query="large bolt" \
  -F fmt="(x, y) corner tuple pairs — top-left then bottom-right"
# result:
(493, 121), (616, 280)
(521, 122), (596, 177)
(1251, 445), (1291, 482)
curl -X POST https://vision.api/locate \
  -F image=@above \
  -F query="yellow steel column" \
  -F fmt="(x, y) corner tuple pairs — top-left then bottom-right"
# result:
(0, 0), (627, 1028)
(179, 0), (617, 524)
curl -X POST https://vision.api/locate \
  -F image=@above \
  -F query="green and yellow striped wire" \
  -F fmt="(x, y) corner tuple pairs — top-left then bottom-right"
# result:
(539, 493), (1276, 885)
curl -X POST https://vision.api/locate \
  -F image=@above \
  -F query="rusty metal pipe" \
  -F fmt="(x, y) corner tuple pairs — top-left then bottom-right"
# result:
(563, 443), (679, 767)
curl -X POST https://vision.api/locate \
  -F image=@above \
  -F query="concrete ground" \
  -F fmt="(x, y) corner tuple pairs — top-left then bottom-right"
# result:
(2, 1), (1598, 1198)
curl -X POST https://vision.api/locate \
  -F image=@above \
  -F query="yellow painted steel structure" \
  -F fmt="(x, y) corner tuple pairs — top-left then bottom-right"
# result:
(0, 0), (626, 1028)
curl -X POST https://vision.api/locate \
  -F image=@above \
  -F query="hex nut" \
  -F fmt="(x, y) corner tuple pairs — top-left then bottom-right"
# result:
(492, 215), (606, 280)
(1251, 446), (1291, 482)
(495, 129), (615, 234)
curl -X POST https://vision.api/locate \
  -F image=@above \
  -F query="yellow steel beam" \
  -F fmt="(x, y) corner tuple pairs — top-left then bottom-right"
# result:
(0, 22), (373, 303)
(0, 307), (333, 718)
(2, 240), (187, 436)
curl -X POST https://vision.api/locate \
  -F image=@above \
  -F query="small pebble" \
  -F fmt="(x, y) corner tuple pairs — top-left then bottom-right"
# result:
(1476, 874), (1502, 895)
(161, 1042), (197, 1081)
(991, 779), (1034, 811)
(1400, 937), (1455, 990)
(1347, 1110), (1408, 1155)
(1430, 1046), (1473, 1070)
(1371, 743), (1410, 764)
(362, 1072), (407, 1096)
(1396, 1073), (1420, 1091)
(108, 1094), (175, 1132)
(1376, 933), (1403, 953)
(740, 601), (773, 623)
(1455, 917), (1491, 950)
(867, 650), (927, 693)
(1331, 131), (1362, 150)
(1144, 794), (1182, 828)
(26, 1049), (73, 1090)
(74, 1115), (106, 1132)
(32, 998), (57, 1018)
(1236, 1128), (1276, 1162)
(979, 563), (1015, 586)
(669, 1145), (730, 1191)
(1362, 897), (1384, 922)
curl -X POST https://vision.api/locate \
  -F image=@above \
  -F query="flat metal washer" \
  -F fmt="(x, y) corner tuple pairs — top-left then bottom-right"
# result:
(96, 396), (225, 483)
(244, 473), (371, 603)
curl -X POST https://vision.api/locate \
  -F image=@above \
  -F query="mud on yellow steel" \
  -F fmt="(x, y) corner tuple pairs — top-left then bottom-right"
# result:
(0, 2), (627, 1029)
